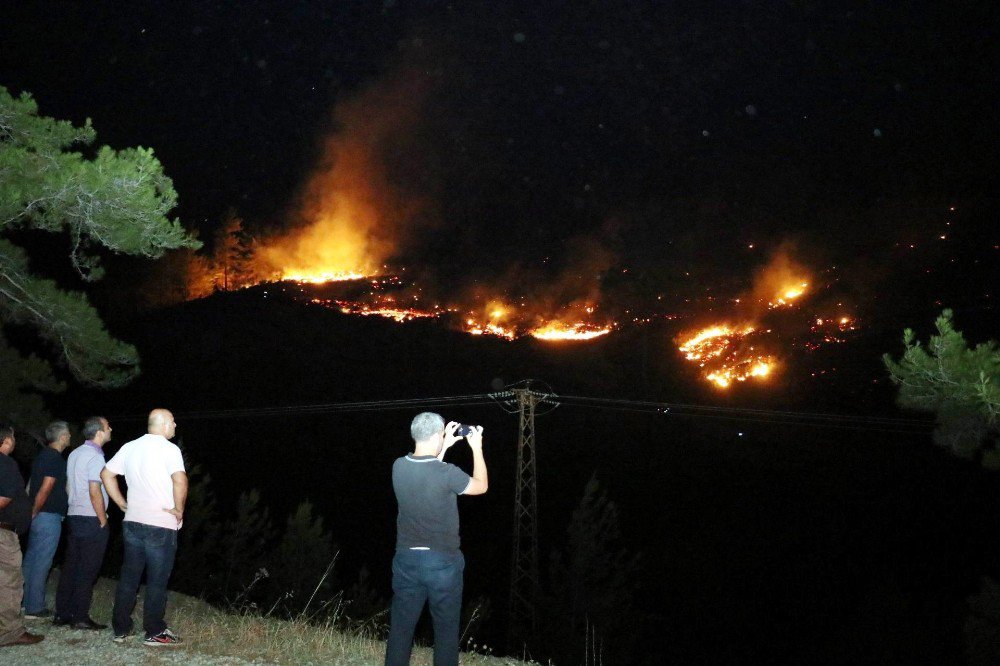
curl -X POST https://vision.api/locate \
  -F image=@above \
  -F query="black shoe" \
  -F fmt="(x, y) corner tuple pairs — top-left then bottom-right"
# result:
(71, 618), (108, 631)
(52, 616), (72, 627)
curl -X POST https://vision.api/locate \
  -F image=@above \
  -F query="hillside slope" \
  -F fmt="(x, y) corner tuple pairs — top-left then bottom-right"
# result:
(6, 577), (530, 665)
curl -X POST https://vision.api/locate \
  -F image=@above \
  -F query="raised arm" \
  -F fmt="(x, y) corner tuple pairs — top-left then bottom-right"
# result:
(462, 427), (488, 496)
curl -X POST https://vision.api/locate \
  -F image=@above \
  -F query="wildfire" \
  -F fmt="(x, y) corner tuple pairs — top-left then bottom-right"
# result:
(309, 296), (440, 323)
(768, 282), (808, 308)
(678, 325), (754, 362)
(706, 359), (773, 388)
(803, 314), (858, 350)
(529, 322), (612, 341)
(678, 323), (776, 389)
(336, 302), (438, 322)
(465, 320), (517, 340)
(461, 301), (518, 340)
(287, 270), (372, 284)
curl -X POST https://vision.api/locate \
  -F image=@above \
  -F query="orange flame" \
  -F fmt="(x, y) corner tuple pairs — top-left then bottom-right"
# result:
(678, 323), (775, 389)
(288, 270), (371, 284)
(768, 282), (809, 309)
(255, 75), (430, 284)
(529, 322), (612, 341)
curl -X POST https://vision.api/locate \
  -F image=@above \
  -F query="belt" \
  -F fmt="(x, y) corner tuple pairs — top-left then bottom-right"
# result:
(0, 522), (15, 532)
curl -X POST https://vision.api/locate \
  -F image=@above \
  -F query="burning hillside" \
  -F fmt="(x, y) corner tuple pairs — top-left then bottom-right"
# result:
(306, 285), (614, 342)
(675, 254), (861, 389)
(181, 77), (859, 386)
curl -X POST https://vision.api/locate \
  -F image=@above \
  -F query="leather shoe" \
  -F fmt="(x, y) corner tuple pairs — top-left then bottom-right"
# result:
(51, 616), (72, 626)
(72, 618), (107, 631)
(4, 631), (44, 645)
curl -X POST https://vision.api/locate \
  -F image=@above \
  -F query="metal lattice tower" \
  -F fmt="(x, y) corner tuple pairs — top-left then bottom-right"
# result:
(507, 388), (541, 650)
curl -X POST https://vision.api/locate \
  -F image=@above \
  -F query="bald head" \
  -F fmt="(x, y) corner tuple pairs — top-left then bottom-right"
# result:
(148, 409), (177, 440)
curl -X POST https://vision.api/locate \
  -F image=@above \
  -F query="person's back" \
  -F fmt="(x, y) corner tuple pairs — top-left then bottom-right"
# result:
(392, 455), (470, 554)
(112, 434), (182, 531)
(102, 408), (187, 647)
(385, 413), (487, 666)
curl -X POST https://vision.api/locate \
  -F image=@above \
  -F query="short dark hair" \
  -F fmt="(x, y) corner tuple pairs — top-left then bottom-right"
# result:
(0, 423), (13, 442)
(45, 420), (70, 444)
(82, 417), (106, 440)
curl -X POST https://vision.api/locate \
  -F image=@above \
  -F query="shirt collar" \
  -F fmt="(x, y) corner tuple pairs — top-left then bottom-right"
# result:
(83, 440), (102, 451)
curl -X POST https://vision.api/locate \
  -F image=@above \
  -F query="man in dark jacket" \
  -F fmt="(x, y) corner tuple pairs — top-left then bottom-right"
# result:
(0, 424), (44, 646)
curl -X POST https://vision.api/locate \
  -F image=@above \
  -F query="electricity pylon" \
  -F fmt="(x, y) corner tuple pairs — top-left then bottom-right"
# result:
(507, 388), (542, 651)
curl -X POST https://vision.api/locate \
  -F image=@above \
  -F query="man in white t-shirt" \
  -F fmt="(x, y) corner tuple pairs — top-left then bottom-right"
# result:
(100, 409), (187, 647)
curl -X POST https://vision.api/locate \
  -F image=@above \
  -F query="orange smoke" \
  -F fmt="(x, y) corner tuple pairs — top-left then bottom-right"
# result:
(749, 248), (812, 313)
(257, 74), (430, 282)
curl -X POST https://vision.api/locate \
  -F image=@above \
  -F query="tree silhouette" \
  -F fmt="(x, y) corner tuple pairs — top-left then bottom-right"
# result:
(884, 309), (1000, 467)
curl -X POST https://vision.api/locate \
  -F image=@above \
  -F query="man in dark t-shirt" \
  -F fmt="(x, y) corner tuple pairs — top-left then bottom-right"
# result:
(0, 424), (44, 647)
(385, 412), (488, 666)
(22, 421), (70, 618)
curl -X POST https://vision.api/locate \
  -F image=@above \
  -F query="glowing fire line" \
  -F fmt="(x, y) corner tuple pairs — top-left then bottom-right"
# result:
(529, 323), (612, 341)
(285, 271), (372, 283)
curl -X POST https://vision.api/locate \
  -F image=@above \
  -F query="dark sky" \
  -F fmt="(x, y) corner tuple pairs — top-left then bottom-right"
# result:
(2, 1), (997, 284)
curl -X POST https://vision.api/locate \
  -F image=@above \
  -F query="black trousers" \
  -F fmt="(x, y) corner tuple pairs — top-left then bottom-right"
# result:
(55, 516), (109, 623)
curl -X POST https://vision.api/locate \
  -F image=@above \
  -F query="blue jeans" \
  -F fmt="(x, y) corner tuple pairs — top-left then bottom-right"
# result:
(21, 512), (63, 613)
(112, 522), (177, 638)
(55, 515), (109, 622)
(385, 549), (465, 666)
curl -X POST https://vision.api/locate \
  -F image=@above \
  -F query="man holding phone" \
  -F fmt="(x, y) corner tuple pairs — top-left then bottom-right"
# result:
(385, 413), (488, 666)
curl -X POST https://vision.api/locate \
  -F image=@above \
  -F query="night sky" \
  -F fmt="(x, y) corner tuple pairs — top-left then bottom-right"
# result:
(3, 2), (996, 280)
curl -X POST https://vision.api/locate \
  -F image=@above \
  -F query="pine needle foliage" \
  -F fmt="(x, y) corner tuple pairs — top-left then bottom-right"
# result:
(883, 309), (1000, 466)
(0, 85), (200, 409)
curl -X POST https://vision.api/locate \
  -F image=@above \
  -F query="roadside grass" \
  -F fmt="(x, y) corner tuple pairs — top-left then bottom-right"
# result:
(83, 577), (533, 665)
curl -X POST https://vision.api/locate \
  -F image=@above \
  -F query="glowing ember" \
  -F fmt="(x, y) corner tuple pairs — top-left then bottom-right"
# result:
(529, 322), (612, 341)
(309, 297), (439, 322)
(803, 314), (859, 350)
(465, 320), (517, 340)
(342, 304), (437, 322)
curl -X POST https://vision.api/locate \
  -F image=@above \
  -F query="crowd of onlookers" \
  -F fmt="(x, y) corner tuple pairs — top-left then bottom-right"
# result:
(3, 409), (488, 666)
(0, 410), (187, 649)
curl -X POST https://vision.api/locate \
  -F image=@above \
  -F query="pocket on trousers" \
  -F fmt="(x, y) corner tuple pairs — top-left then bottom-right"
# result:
(146, 526), (177, 548)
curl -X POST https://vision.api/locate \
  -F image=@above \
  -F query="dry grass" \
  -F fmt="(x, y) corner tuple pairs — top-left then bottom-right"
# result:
(84, 577), (534, 665)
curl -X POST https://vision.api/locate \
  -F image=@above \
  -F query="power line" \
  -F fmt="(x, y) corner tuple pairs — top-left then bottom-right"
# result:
(112, 393), (508, 422)
(110, 390), (934, 433)
(553, 394), (934, 432)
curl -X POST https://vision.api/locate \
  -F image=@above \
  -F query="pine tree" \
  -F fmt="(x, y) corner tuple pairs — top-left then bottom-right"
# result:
(268, 501), (338, 615)
(0, 85), (200, 422)
(171, 464), (221, 598)
(544, 473), (640, 665)
(221, 489), (275, 604)
(213, 209), (258, 291)
(883, 309), (1000, 467)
